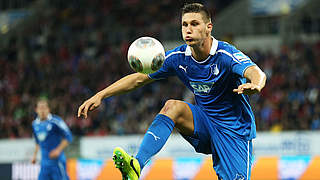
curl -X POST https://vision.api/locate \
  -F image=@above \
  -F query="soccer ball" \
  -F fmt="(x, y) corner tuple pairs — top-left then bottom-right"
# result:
(127, 37), (165, 74)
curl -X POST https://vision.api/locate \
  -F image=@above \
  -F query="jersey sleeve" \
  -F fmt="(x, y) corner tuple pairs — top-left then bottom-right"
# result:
(229, 48), (256, 77)
(53, 118), (73, 143)
(148, 51), (176, 80)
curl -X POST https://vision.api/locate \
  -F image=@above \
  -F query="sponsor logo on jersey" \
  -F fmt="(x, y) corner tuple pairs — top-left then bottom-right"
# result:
(178, 65), (187, 73)
(233, 52), (250, 62)
(190, 81), (214, 95)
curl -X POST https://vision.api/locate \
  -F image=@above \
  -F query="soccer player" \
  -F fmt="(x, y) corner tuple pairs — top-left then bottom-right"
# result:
(78, 3), (266, 180)
(31, 98), (73, 180)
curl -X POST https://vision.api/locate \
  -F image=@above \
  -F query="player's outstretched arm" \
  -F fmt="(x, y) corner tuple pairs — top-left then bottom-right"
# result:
(78, 73), (153, 118)
(233, 65), (266, 95)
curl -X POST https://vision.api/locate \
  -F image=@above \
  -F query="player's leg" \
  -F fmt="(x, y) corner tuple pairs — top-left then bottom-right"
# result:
(159, 99), (195, 135)
(113, 99), (195, 180)
(135, 100), (194, 168)
(179, 102), (212, 155)
(210, 129), (253, 180)
(38, 166), (51, 180)
(50, 162), (69, 180)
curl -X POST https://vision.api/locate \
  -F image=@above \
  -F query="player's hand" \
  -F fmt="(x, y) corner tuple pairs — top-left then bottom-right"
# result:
(31, 157), (36, 164)
(78, 94), (102, 118)
(49, 149), (61, 159)
(233, 83), (261, 95)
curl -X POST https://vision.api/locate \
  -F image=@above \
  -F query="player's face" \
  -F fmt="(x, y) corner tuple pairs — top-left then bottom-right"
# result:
(181, 13), (212, 46)
(36, 101), (50, 120)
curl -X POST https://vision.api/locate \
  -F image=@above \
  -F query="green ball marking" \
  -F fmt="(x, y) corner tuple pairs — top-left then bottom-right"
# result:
(129, 56), (143, 72)
(151, 53), (165, 71)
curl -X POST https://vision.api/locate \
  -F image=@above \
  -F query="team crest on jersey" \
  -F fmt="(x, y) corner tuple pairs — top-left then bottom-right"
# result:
(234, 174), (245, 180)
(210, 64), (219, 76)
(37, 132), (47, 142)
(190, 81), (214, 95)
(233, 52), (250, 62)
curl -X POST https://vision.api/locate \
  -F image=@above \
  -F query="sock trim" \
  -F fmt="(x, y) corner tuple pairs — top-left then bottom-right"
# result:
(157, 114), (175, 131)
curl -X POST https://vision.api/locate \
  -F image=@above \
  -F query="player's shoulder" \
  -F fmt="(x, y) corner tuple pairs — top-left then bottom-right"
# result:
(217, 41), (240, 54)
(165, 44), (187, 59)
(48, 114), (69, 129)
(50, 114), (63, 121)
(48, 114), (64, 125)
(32, 118), (41, 126)
(216, 41), (250, 62)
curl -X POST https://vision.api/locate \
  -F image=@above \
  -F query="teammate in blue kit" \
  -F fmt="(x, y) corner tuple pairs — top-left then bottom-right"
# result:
(78, 3), (266, 180)
(31, 98), (73, 180)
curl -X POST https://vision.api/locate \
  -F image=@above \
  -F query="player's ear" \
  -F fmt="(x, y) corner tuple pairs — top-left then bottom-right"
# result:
(207, 22), (213, 31)
(206, 22), (213, 35)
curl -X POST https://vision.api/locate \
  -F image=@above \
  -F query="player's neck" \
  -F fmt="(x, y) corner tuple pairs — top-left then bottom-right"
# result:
(190, 37), (212, 61)
(38, 113), (50, 121)
(39, 117), (47, 121)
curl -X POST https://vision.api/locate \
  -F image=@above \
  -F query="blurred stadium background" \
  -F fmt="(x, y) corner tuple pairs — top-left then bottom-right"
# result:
(0, 0), (320, 179)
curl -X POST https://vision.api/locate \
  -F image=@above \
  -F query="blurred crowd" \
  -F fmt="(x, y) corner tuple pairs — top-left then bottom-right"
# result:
(250, 42), (320, 132)
(0, 0), (319, 138)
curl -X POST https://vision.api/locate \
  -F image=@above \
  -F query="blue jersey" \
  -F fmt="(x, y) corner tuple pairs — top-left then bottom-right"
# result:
(32, 114), (73, 166)
(149, 38), (256, 140)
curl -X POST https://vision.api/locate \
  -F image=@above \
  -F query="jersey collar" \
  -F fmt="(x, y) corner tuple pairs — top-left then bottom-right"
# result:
(185, 37), (218, 56)
(35, 113), (53, 123)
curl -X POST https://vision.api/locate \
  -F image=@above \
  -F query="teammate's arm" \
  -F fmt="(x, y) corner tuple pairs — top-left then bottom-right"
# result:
(31, 144), (39, 164)
(78, 73), (154, 118)
(49, 139), (70, 159)
(233, 65), (266, 95)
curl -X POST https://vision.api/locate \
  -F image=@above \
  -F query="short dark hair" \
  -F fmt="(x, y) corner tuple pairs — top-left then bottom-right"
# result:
(181, 3), (212, 23)
(36, 97), (49, 107)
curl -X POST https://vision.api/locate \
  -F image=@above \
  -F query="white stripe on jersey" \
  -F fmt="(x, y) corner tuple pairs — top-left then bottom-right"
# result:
(165, 51), (185, 59)
(216, 49), (241, 64)
(58, 161), (68, 180)
(51, 119), (69, 131)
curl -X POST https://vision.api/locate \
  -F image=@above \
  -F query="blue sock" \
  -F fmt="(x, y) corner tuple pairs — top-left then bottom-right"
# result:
(135, 114), (175, 170)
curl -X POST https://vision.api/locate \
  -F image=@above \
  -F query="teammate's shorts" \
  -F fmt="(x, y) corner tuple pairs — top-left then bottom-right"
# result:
(38, 161), (69, 180)
(183, 102), (253, 180)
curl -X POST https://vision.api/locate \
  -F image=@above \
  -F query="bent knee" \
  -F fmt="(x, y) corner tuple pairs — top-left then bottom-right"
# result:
(159, 100), (190, 122)
(161, 99), (184, 113)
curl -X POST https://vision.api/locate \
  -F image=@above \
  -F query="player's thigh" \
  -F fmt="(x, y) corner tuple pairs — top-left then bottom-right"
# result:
(39, 166), (54, 180)
(51, 162), (69, 180)
(159, 99), (194, 135)
(39, 166), (52, 180)
(181, 102), (212, 154)
(211, 130), (253, 180)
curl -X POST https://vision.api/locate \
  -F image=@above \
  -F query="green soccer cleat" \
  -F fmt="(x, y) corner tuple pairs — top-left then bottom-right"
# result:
(113, 147), (141, 180)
